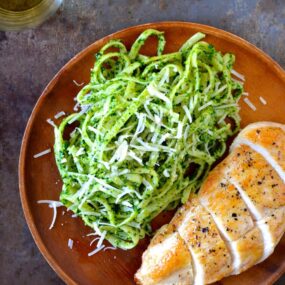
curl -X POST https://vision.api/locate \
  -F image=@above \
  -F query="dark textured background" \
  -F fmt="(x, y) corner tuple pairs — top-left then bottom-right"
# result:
(0, 0), (285, 284)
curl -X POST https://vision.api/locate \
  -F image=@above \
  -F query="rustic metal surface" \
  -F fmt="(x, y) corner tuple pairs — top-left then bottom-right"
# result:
(0, 0), (284, 284)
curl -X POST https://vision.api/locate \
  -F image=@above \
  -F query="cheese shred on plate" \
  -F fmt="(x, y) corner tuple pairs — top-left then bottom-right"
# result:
(244, 97), (257, 111)
(51, 29), (243, 249)
(68, 238), (74, 249)
(259, 96), (267, 105)
(37, 200), (63, 229)
(33, 148), (51, 158)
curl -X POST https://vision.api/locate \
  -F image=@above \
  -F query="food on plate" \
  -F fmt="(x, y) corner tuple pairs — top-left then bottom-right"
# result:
(135, 122), (285, 285)
(53, 29), (243, 249)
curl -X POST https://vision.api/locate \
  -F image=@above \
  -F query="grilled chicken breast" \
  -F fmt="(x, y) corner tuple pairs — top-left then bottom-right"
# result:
(135, 122), (285, 285)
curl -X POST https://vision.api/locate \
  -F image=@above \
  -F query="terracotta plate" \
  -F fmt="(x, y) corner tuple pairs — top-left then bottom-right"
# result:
(19, 22), (285, 285)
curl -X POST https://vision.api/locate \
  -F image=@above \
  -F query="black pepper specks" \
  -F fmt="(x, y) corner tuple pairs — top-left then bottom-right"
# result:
(201, 227), (209, 233)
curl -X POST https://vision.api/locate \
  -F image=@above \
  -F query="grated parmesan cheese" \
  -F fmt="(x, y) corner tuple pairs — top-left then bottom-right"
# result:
(183, 125), (190, 141)
(176, 122), (183, 139)
(73, 80), (84, 86)
(243, 98), (257, 111)
(182, 105), (192, 123)
(122, 201), (133, 208)
(46, 118), (56, 128)
(158, 133), (171, 144)
(103, 246), (117, 251)
(109, 140), (129, 164)
(115, 187), (133, 203)
(68, 105), (91, 124)
(163, 169), (170, 177)
(88, 245), (105, 256)
(33, 148), (51, 158)
(231, 69), (245, 81)
(90, 237), (100, 246)
(151, 131), (159, 143)
(142, 178), (153, 190)
(198, 101), (213, 111)
(147, 84), (171, 105)
(97, 230), (107, 248)
(232, 78), (244, 85)
(259, 96), (267, 105)
(158, 67), (170, 87)
(134, 113), (146, 136)
(37, 200), (63, 229)
(69, 128), (77, 138)
(68, 238), (74, 249)
(73, 102), (80, 111)
(127, 151), (143, 165)
(54, 111), (66, 119)
(86, 232), (97, 237)
(75, 147), (85, 156)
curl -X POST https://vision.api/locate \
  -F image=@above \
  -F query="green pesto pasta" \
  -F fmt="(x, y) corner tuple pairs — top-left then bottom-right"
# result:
(54, 29), (243, 249)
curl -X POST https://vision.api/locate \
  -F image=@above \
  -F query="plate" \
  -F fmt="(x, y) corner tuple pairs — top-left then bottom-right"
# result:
(19, 22), (285, 285)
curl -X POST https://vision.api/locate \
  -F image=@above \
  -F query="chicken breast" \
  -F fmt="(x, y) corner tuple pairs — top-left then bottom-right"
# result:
(135, 122), (285, 285)
(135, 224), (194, 285)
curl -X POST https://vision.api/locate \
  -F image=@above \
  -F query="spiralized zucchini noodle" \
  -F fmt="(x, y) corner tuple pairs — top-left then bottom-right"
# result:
(54, 29), (243, 249)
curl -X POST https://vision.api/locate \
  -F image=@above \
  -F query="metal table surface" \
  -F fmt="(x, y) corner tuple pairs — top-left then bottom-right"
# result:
(0, 0), (284, 284)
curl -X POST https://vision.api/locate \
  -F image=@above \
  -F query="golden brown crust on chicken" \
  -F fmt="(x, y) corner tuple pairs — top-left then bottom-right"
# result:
(228, 144), (285, 217)
(135, 224), (194, 285)
(231, 226), (264, 274)
(173, 198), (233, 284)
(199, 163), (254, 241)
(232, 121), (285, 182)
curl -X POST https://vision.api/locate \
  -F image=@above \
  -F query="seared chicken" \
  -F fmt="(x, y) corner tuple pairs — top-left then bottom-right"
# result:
(135, 122), (285, 285)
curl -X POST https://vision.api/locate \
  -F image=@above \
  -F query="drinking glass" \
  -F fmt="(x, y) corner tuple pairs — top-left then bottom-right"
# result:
(0, 0), (63, 31)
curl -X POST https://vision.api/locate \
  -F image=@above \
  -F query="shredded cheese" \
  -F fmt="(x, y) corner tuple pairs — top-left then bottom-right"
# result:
(88, 245), (105, 256)
(198, 101), (212, 111)
(73, 80), (84, 86)
(90, 237), (100, 246)
(128, 151), (143, 165)
(109, 140), (129, 164)
(97, 230), (107, 248)
(37, 200), (63, 229)
(259, 96), (267, 105)
(231, 69), (245, 81)
(46, 118), (56, 128)
(243, 98), (257, 111)
(73, 102), (80, 111)
(54, 111), (66, 119)
(147, 84), (171, 105)
(163, 169), (170, 177)
(68, 238), (74, 249)
(103, 246), (117, 251)
(182, 105), (192, 123)
(33, 148), (51, 158)
(176, 122), (183, 139)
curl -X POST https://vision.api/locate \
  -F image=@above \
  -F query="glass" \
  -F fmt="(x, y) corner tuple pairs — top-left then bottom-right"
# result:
(0, 0), (63, 31)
